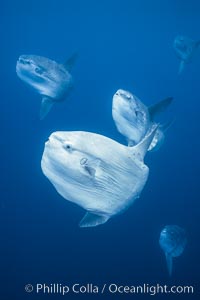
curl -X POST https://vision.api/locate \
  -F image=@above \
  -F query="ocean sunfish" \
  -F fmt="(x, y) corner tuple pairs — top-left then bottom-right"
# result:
(173, 35), (200, 74)
(41, 126), (157, 227)
(159, 225), (187, 276)
(112, 89), (173, 151)
(16, 53), (77, 119)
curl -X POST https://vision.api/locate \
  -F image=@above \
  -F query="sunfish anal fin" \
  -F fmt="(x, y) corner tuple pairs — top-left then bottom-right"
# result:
(130, 124), (158, 161)
(79, 212), (109, 228)
(40, 97), (54, 120)
(148, 97), (173, 120)
(165, 252), (173, 276)
(63, 52), (78, 72)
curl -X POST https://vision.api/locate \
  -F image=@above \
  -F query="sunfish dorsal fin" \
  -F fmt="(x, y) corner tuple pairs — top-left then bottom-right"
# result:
(148, 97), (173, 120)
(40, 97), (54, 120)
(165, 252), (173, 276)
(79, 212), (109, 228)
(63, 52), (78, 72)
(130, 124), (158, 161)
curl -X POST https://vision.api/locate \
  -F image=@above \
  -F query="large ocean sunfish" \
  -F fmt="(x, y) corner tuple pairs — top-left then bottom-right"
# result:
(112, 89), (173, 151)
(16, 53), (77, 119)
(173, 35), (200, 74)
(159, 225), (187, 276)
(41, 126), (157, 227)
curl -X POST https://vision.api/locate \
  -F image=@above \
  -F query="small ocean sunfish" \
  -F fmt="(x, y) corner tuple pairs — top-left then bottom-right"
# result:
(159, 225), (187, 276)
(173, 35), (200, 74)
(41, 126), (157, 227)
(112, 89), (173, 151)
(16, 53), (77, 119)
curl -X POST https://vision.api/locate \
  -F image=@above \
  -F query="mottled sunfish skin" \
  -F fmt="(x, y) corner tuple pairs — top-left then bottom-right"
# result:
(159, 225), (187, 276)
(173, 35), (200, 74)
(112, 89), (173, 151)
(16, 53), (77, 119)
(41, 126), (157, 227)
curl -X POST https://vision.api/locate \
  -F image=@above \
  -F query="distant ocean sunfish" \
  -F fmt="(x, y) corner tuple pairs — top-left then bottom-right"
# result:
(173, 35), (200, 74)
(159, 225), (187, 276)
(41, 126), (157, 227)
(16, 53), (77, 119)
(112, 89), (173, 151)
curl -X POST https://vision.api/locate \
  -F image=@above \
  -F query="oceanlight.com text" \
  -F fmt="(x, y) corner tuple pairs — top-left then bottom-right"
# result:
(24, 283), (194, 296)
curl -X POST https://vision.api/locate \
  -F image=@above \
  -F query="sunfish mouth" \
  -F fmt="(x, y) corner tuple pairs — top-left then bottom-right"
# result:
(45, 138), (50, 145)
(46, 135), (59, 145)
(47, 133), (70, 148)
(16, 57), (32, 75)
(114, 89), (133, 101)
(17, 58), (23, 64)
(17, 56), (30, 65)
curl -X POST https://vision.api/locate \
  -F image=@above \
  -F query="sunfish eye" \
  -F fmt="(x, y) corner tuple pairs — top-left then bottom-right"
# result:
(35, 67), (43, 75)
(63, 142), (73, 152)
(80, 157), (88, 165)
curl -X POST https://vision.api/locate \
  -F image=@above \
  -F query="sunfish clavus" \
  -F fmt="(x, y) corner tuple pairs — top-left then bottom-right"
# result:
(159, 225), (187, 276)
(41, 126), (157, 227)
(112, 89), (173, 151)
(16, 53), (77, 119)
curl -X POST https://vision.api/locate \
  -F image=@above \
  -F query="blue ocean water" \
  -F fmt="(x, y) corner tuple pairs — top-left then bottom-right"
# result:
(2, 0), (200, 299)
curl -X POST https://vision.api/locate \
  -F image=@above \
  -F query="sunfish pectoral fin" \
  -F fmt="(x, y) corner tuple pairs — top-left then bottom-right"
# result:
(178, 60), (185, 74)
(165, 252), (173, 276)
(79, 212), (110, 228)
(63, 52), (78, 72)
(130, 124), (159, 161)
(148, 97), (173, 120)
(40, 97), (54, 120)
(83, 158), (101, 177)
